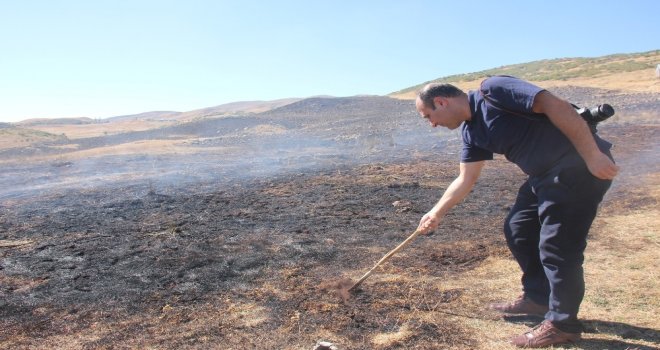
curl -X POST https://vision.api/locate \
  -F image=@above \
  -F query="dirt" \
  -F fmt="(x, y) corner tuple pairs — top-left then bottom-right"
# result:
(1, 92), (658, 348)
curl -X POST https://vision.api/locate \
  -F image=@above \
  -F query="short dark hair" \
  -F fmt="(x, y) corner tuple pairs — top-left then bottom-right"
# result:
(417, 83), (464, 109)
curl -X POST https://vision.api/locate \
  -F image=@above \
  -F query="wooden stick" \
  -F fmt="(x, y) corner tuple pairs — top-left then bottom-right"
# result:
(348, 230), (422, 292)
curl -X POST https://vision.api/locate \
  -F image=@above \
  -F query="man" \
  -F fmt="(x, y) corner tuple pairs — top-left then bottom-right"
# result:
(414, 75), (618, 348)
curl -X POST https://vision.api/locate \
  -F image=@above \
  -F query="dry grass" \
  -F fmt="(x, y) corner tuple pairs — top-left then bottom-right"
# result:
(582, 173), (660, 328)
(442, 172), (660, 349)
(0, 120), (175, 152)
(391, 51), (660, 98)
(0, 240), (33, 248)
(28, 119), (176, 140)
(241, 124), (288, 136)
(0, 138), (243, 165)
(0, 128), (63, 150)
(391, 66), (660, 100)
(54, 139), (201, 159)
(540, 68), (660, 93)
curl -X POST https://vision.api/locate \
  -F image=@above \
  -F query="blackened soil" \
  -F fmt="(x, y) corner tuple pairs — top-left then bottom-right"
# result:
(1, 123), (658, 349)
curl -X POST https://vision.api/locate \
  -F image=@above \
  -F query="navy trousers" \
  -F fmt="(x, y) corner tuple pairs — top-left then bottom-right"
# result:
(503, 153), (612, 333)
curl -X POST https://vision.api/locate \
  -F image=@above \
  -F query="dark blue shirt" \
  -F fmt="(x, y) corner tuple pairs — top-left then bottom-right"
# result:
(461, 76), (610, 176)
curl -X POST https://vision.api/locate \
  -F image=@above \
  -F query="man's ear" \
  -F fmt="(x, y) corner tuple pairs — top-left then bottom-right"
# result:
(433, 96), (446, 108)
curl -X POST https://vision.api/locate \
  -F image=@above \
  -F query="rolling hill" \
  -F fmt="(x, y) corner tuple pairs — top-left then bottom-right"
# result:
(390, 49), (660, 98)
(105, 98), (303, 123)
(2, 50), (658, 154)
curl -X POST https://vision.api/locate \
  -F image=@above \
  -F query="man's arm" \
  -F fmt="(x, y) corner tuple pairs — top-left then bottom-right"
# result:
(533, 90), (618, 180)
(417, 161), (485, 234)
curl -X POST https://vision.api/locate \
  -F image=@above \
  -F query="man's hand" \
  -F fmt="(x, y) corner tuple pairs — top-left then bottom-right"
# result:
(585, 152), (619, 180)
(417, 211), (441, 235)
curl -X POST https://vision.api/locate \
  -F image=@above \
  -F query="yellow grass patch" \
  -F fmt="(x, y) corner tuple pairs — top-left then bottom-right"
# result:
(0, 128), (62, 150)
(0, 239), (33, 248)
(371, 323), (413, 346)
(541, 68), (660, 93)
(242, 124), (288, 136)
(583, 212), (660, 327)
(227, 302), (271, 328)
(29, 119), (176, 139)
(0, 139), (242, 164)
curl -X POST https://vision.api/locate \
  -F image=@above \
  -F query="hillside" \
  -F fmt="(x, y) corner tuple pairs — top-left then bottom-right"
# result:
(0, 96), (423, 162)
(390, 50), (660, 98)
(6, 50), (657, 149)
(105, 98), (303, 123)
(175, 98), (303, 121)
(106, 111), (183, 123)
(4, 99), (304, 145)
(16, 117), (96, 126)
(0, 127), (66, 150)
(3, 83), (655, 161)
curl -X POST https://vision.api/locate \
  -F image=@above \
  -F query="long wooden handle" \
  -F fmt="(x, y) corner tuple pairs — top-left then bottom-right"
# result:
(348, 230), (422, 291)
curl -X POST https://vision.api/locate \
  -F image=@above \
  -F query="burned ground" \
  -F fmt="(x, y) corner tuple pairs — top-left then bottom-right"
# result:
(1, 152), (523, 348)
(1, 88), (658, 349)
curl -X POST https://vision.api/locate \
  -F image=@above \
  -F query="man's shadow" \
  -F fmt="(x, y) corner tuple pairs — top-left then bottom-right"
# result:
(504, 315), (659, 349)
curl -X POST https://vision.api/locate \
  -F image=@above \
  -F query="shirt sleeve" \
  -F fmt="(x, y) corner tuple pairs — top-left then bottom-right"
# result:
(480, 75), (545, 114)
(461, 142), (493, 163)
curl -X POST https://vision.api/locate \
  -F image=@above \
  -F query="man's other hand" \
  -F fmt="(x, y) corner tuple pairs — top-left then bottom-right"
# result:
(586, 152), (619, 180)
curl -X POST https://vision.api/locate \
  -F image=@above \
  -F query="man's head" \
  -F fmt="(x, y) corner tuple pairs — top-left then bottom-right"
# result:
(415, 83), (469, 129)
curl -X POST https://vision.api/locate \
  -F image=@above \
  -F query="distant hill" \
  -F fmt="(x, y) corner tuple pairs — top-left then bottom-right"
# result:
(94, 96), (413, 146)
(6, 49), (658, 149)
(16, 117), (96, 126)
(12, 50), (658, 126)
(175, 98), (303, 121)
(262, 95), (403, 118)
(12, 98), (303, 126)
(106, 111), (183, 122)
(104, 98), (303, 123)
(391, 50), (660, 98)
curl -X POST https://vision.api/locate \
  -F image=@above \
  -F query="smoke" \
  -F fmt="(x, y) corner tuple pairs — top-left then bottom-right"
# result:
(0, 96), (457, 203)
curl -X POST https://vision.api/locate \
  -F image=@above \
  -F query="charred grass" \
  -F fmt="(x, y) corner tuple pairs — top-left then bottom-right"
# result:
(1, 124), (658, 349)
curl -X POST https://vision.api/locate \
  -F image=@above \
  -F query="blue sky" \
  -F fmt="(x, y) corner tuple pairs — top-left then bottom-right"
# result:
(0, 0), (658, 122)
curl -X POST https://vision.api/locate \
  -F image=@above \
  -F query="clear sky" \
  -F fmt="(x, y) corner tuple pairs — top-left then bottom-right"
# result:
(1, 0), (658, 122)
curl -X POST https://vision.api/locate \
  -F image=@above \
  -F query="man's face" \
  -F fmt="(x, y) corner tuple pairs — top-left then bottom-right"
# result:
(415, 97), (462, 130)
